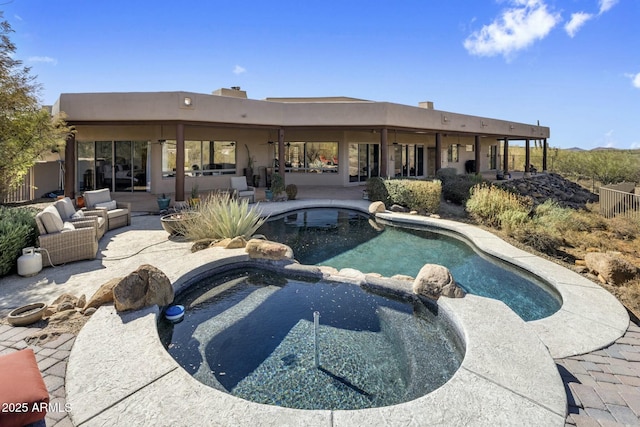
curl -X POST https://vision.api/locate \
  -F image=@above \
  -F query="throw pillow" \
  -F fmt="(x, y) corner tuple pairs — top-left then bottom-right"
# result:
(95, 200), (118, 211)
(71, 210), (85, 219)
(39, 206), (64, 234)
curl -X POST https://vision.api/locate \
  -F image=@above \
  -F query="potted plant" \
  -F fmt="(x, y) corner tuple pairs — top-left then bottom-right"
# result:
(270, 172), (285, 200)
(157, 193), (171, 210)
(285, 184), (297, 200)
(189, 184), (200, 207)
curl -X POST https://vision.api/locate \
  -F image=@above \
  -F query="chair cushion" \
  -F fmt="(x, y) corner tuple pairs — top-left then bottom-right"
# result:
(72, 210), (85, 219)
(62, 221), (75, 231)
(37, 205), (64, 234)
(107, 208), (128, 219)
(231, 176), (248, 191)
(84, 188), (111, 208)
(53, 197), (76, 220)
(95, 200), (117, 211)
(0, 349), (49, 427)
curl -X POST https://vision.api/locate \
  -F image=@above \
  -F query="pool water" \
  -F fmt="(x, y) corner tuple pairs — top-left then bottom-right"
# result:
(257, 209), (561, 321)
(159, 269), (463, 410)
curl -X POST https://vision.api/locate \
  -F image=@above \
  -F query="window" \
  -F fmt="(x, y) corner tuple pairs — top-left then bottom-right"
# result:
(162, 140), (236, 177)
(447, 144), (459, 163)
(274, 141), (338, 173)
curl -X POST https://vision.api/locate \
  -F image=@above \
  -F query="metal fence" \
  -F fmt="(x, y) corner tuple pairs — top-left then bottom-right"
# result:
(599, 183), (640, 220)
(2, 168), (34, 204)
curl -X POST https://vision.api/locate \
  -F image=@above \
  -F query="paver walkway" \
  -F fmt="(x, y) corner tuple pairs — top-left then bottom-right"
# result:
(559, 320), (640, 426)
(0, 323), (74, 426)
(2, 320), (638, 426)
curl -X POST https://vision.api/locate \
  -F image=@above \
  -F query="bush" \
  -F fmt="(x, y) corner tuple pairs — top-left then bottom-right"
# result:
(367, 178), (440, 212)
(366, 177), (390, 205)
(466, 183), (532, 228)
(0, 206), (38, 276)
(511, 224), (564, 256)
(498, 210), (531, 235)
(607, 216), (640, 240)
(174, 193), (267, 241)
(441, 174), (483, 205)
(285, 184), (297, 200)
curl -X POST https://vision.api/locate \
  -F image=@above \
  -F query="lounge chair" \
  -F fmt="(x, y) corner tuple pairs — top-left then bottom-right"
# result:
(35, 205), (98, 266)
(83, 188), (131, 230)
(230, 177), (256, 203)
(53, 196), (107, 239)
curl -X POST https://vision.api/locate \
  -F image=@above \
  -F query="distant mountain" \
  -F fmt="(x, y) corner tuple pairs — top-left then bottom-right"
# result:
(591, 147), (619, 151)
(565, 147), (586, 151)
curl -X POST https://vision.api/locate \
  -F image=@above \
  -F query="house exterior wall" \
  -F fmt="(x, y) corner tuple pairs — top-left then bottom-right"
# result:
(52, 91), (549, 199)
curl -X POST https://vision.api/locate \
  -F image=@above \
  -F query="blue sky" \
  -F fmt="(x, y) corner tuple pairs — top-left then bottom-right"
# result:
(5, 0), (639, 149)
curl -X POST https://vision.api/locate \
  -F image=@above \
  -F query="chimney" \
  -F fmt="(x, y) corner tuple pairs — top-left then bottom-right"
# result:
(419, 101), (434, 109)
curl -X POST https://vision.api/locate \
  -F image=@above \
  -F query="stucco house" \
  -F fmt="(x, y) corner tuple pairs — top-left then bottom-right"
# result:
(46, 87), (549, 203)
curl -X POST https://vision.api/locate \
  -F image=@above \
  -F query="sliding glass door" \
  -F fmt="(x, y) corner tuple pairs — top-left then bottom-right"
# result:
(349, 143), (379, 183)
(78, 141), (149, 192)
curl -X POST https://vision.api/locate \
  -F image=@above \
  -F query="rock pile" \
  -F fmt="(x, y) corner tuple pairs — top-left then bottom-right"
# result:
(498, 173), (598, 209)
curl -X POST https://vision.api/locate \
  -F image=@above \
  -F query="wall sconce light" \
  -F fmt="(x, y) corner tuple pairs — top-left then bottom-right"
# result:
(509, 124), (515, 130)
(481, 120), (488, 127)
(183, 97), (192, 106)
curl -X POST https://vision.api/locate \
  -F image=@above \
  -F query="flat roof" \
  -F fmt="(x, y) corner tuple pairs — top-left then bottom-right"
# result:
(53, 91), (550, 139)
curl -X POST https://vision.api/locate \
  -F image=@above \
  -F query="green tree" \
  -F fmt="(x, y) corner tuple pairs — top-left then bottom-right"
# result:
(0, 14), (70, 201)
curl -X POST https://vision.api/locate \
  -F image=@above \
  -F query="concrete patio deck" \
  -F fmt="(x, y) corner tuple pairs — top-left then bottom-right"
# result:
(0, 185), (638, 426)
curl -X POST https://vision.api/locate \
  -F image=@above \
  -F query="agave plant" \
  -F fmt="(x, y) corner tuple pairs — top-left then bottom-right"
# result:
(175, 193), (266, 241)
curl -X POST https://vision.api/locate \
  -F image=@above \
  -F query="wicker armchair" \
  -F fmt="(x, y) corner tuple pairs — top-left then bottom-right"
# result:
(83, 188), (131, 230)
(35, 206), (98, 267)
(53, 197), (107, 239)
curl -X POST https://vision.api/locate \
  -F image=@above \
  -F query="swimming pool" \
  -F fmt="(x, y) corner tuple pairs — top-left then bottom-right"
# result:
(257, 208), (561, 321)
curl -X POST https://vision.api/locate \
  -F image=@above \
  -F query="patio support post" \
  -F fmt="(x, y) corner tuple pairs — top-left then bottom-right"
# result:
(525, 139), (531, 177)
(278, 128), (286, 186)
(64, 132), (75, 198)
(380, 128), (388, 178)
(474, 135), (481, 174)
(503, 137), (509, 175)
(176, 123), (185, 202)
(542, 138), (548, 172)
(435, 133), (442, 173)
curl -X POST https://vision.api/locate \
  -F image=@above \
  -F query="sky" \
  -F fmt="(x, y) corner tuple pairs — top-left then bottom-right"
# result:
(4, 0), (639, 149)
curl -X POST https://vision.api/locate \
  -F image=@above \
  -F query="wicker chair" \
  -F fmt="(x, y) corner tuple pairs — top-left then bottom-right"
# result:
(83, 188), (131, 231)
(35, 205), (98, 267)
(53, 197), (107, 239)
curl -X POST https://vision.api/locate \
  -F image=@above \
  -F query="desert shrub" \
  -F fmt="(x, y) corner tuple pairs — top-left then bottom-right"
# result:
(0, 206), (38, 276)
(498, 210), (531, 235)
(175, 193), (266, 241)
(533, 200), (572, 231)
(435, 168), (457, 180)
(466, 183), (532, 228)
(366, 177), (391, 205)
(510, 224), (563, 256)
(285, 184), (297, 200)
(441, 174), (483, 205)
(607, 216), (640, 240)
(366, 178), (441, 212)
(403, 180), (441, 212)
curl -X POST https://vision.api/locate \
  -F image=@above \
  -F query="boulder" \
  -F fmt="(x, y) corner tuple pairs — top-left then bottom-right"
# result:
(83, 278), (119, 312)
(412, 264), (466, 300)
(584, 252), (639, 286)
(112, 264), (174, 312)
(390, 204), (409, 213)
(368, 201), (385, 214)
(226, 236), (247, 249)
(245, 239), (294, 260)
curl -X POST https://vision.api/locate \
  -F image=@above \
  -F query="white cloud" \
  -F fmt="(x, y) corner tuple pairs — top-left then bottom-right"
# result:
(598, 0), (618, 14)
(14, 14), (23, 21)
(233, 65), (246, 75)
(625, 72), (640, 89)
(463, 0), (561, 59)
(564, 12), (593, 38)
(28, 56), (58, 65)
